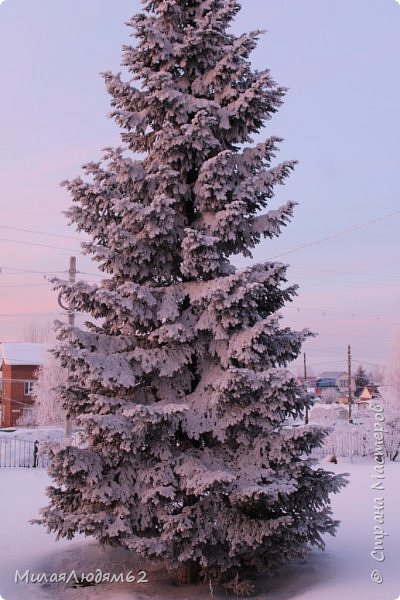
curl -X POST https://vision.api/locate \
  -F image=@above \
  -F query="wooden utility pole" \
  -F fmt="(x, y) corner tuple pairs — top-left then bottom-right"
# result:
(68, 256), (76, 329)
(348, 344), (353, 424)
(304, 352), (309, 425)
(66, 256), (76, 436)
(58, 256), (76, 437)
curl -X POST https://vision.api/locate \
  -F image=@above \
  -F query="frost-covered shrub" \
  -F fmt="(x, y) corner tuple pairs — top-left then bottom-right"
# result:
(320, 388), (341, 405)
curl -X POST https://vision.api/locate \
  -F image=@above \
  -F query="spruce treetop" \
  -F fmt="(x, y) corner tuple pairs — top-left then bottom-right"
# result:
(63, 0), (296, 287)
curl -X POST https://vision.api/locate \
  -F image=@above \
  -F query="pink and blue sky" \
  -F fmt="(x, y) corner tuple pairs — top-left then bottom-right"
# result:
(0, 0), (399, 373)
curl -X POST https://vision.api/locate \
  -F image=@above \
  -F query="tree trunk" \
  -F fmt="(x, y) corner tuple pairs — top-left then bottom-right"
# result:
(175, 560), (200, 585)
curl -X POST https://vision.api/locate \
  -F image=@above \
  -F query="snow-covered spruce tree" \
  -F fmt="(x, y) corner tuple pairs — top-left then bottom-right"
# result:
(40, 0), (347, 586)
(354, 365), (369, 396)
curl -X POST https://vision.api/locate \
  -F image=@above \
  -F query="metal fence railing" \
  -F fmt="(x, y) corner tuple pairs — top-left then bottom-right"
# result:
(0, 432), (84, 469)
(0, 426), (396, 468)
(0, 438), (50, 468)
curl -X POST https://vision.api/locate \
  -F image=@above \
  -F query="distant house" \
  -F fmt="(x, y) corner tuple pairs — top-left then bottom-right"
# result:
(358, 386), (373, 401)
(0, 343), (47, 427)
(365, 384), (380, 398)
(355, 386), (377, 410)
(316, 371), (356, 396)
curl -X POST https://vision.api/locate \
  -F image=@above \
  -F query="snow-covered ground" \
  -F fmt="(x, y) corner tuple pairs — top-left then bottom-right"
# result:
(0, 459), (399, 599)
(0, 427), (64, 441)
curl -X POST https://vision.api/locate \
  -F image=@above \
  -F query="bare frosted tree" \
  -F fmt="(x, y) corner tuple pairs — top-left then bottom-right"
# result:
(32, 352), (67, 427)
(381, 335), (400, 460)
(23, 321), (52, 344)
(320, 388), (340, 405)
(386, 332), (400, 400)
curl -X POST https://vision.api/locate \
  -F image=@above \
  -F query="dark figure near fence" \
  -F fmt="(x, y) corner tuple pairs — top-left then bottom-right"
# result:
(33, 441), (39, 468)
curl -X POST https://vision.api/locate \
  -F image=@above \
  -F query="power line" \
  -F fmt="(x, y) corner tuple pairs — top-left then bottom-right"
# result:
(1, 205), (398, 259)
(0, 265), (65, 275)
(0, 279), (98, 289)
(0, 237), (79, 252)
(352, 359), (385, 369)
(1, 265), (102, 278)
(0, 311), (63, 318)
(284, 305), (389, 320)
(1, 378), (42, 384)
(0, 224), (83, 241)
(0, 276), (99, 288)
(307, 359), (346, 367)
(1, 395), (35, 408)
(0, 283), (51, 288)
(1, 208), (398, 273)
(78, 270), (104, 277)
(267, 208), (400, 260)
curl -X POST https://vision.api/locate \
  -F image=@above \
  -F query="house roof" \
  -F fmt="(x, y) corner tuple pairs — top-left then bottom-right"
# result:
(359, 386), (373, 401)
(0, 343), (47, 366)
(318, 371), (347, 379)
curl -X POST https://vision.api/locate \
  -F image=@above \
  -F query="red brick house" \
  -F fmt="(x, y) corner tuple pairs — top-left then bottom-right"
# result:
(0, 343), (46, 427)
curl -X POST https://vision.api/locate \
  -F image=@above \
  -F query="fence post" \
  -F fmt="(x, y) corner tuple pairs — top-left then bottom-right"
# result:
(33, 441), (39, 468)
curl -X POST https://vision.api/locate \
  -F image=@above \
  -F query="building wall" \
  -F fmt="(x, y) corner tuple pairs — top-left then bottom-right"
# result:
(1, 364), (38, 427)
(318, 377), (337, 389)
(336, 375), (356, 394)
(317, 375), (356, 394)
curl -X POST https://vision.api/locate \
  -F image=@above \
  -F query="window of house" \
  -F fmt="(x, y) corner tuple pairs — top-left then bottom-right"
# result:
(24, 381), (34, 396)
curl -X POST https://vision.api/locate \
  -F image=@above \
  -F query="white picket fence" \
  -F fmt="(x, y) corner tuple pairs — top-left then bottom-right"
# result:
(311, 430), (374, 458)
